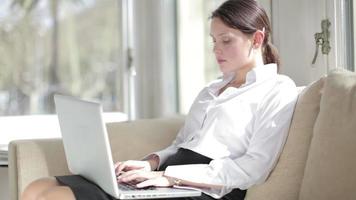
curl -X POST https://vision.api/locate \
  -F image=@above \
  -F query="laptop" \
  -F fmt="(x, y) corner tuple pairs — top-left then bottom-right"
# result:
(54, 94), (201, 199)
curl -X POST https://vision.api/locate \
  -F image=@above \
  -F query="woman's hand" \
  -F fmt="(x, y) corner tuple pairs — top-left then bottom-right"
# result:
(115, 155), (160, 175)
(117, 170), (174, 188)
(115, 160), (152, 176)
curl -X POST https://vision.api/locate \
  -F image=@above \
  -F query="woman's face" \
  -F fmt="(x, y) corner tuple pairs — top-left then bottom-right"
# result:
(210, 17), (254, 74)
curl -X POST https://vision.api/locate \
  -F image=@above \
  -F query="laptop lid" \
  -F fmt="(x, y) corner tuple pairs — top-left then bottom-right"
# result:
(54, 94), (120, 197)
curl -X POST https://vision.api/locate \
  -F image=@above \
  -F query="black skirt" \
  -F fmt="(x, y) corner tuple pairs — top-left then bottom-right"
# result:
(56, 148), (246, 200)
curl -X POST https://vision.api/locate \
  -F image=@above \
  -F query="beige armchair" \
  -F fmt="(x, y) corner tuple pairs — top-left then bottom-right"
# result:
(9, 117), (184, 200)
(9, 69), (356, 200)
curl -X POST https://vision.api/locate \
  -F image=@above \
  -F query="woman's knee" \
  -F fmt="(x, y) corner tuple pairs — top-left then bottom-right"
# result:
(21, 177), (59, 200)
(37, 186), (75, 200)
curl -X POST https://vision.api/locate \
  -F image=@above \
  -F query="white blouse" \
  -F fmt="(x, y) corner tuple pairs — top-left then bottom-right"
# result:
(154, 64), (298, 198)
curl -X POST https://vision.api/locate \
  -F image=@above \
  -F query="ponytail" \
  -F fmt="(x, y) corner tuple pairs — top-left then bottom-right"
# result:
(263, 42), (280, 72)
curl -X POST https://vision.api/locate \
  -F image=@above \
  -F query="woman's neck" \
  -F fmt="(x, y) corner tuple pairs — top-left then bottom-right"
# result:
(230, 57), (264, 87)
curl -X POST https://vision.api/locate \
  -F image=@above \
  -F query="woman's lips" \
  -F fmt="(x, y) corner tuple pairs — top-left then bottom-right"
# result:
(217, 59), (226, 64)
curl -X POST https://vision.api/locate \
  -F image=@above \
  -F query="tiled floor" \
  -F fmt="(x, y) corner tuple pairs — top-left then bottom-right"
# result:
(0, 166), (9, 200)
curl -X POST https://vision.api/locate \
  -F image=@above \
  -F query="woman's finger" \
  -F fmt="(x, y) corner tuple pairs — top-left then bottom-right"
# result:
(136, 179), (156, 188)
(116, 162), (130, 175)
(118, 171), (162, 183)
(117, 161), (137, 174)
(136, 177), (171, 188)
(115, 160), (152, 176)
(114, 162), (123, 175)
(118, 170), (145, 182)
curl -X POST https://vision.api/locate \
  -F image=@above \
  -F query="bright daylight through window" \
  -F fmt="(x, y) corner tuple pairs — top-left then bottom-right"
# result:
(0, 0), (122, 116)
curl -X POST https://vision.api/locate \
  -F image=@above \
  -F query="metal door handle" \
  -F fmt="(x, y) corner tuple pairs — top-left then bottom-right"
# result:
(312, 19), (331, 64)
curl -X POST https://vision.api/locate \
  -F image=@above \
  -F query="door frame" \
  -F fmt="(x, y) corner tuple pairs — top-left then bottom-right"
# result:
(326, 0), (354, 71)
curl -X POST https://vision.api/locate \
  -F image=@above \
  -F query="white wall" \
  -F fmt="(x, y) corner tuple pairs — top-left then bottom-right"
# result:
(259, 0), (271, 19)
(272, 0), (329, 86)
(272, 0), (354, 86)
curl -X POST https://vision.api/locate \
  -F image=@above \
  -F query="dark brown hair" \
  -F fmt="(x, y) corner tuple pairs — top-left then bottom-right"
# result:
(211, 0), (280, 70)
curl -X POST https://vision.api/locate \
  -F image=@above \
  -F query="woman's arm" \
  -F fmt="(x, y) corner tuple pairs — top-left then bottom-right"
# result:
(118, 90), (208, 173)
(115, 123), (188, 174)
(117, 170), (223, 189)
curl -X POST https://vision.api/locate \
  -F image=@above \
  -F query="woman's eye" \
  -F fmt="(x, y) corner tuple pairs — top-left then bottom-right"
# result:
(222, 38), (230, 44)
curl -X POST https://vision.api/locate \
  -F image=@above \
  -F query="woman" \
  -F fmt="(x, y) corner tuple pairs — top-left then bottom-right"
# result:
(22, 0), (298, 200)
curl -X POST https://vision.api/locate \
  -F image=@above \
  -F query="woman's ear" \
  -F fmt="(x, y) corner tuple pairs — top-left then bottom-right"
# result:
(253, 30), (265, 49)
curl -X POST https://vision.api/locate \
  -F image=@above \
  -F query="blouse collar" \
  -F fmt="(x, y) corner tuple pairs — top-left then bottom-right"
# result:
(245, 63), (277, 84)
(208, 63), (278, 95)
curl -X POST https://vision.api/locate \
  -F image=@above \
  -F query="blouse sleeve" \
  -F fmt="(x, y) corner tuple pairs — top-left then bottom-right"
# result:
(164, 80), (298, 198)
(147, 89), (208, 168)
(151, 126), (186, 168)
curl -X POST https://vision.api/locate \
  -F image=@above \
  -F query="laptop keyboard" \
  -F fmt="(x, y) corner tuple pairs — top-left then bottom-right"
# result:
(118, 182), (155, 191)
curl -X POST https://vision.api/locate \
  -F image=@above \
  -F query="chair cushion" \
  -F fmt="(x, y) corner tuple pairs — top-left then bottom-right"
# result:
(107, 117), (184, 162)
(299, 70), (356, 200)
(246, 78), (324, 200)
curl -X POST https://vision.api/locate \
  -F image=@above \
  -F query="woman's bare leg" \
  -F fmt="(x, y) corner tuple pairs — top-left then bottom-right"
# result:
(36, 186), (75, 200)
(21, 177), (75, 200)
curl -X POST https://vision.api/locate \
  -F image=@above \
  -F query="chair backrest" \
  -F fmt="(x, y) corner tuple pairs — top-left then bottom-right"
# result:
(299, 70), (356, 200)
(246, 79), (324, 200)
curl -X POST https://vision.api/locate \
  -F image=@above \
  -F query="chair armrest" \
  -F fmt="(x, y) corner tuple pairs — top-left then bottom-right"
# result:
(9, 138), (69, 200)
(8, 117), (184, 200)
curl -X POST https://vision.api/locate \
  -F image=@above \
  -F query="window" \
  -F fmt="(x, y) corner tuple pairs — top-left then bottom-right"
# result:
(349, 0), (355, 71)
(0, 0), (122, 115)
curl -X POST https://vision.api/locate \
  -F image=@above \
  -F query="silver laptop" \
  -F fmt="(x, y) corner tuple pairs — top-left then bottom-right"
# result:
(54, 94), (201, 199)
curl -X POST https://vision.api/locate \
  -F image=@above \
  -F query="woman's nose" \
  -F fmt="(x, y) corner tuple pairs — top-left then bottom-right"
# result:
(213, 45), (222, 55)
